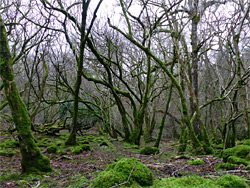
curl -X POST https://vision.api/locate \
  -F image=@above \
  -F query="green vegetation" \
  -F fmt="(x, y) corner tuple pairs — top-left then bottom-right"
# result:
(89, 158), (153, 187)
(152, 175), (219, 188)
(139, 146), (159, 155)
(216, 174), (248, 188)
(72, 147), (83, 155)
(227, 156), (250, 166)
(80, 144), (91, 151)
(214, 163), (236, 170)
(47, 145), (58, 154)
(221, 145), (250, 162)
(0, 139), (19, 148)
(187, 159), (205, 165)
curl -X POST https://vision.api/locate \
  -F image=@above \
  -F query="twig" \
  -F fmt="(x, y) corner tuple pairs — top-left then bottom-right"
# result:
(109, 163), (138, 188)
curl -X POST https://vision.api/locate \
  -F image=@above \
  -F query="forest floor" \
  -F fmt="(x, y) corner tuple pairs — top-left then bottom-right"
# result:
(1, 132), (250, 187)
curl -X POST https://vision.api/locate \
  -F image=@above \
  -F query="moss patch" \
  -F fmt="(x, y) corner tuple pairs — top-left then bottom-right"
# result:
(214, 163), (236, 170)
(47, 145), (58, 154)
(80, 144), (91, 151)
(72, 147), (82, 155)
(187, 159), (205, 165)
(216, 174), (248, 188)
(0, 139), (19, 148)
(89, 158), (153, 187)
(221, 145), (250, 162)
(152, 175), (219, 188)
(139, 146), (159, 155)
(227, 156), (250, 166)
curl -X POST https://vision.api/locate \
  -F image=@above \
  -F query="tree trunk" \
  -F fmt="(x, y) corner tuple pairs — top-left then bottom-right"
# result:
(0, 14), (52, 174)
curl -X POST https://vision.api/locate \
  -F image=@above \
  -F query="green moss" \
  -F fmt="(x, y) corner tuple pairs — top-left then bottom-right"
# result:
(100, 140), (114, 147)
(227, 156), (250, 166)
(60, 133), (70, 140)
(0, 139), (19, 148)
(214, 163), (236, 170)
(79, 140), (89, 145)
(0, 149), (16, 157)
(221, 145), (250, 162)
(139, 146), (159, 155)
(216, 174), (248, 188)
(246, 164), (250, 170)
(37, 138), (51, 147)
(57, 149), (67, 155)
(89, 169), (128, 188)
(89, 158), (153, 187)
(80, 144), (91, 151)
(47, 145), (58, 154)
(0, 173), (20, 182)
(152, 175), (219, 188)
(72, 147), (82, 155)
(243, 139), (250, 146)
(22, 154), (53, 174)
(187, 159), (205, 165)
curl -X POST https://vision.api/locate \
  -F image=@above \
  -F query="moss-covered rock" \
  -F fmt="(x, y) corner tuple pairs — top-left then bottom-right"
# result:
(214, 163), (236, 170)
(227, 156), (250, 166)
(47, 145), (58, 154)
(89, 158), (153, 187)
(89, 169), (128, 188)
(221, 145), (250, 162)
(139, 146), (159, 155)
(152, 175), (219, 188)
(216, 174), (248, 188)
(72, 147), (82, 155)
(188, 159), (205, 165)
(80, 144), (91, 151)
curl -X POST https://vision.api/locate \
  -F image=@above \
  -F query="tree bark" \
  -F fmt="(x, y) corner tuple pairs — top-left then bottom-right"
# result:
(0, 14), (52, 174)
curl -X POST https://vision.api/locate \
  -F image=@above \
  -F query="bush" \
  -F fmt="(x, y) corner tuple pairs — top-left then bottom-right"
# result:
(188, 159), (205, 165)
(140, 146), (159, 155)
(216, 174), (248, 188)
(89, 158), (153, 187)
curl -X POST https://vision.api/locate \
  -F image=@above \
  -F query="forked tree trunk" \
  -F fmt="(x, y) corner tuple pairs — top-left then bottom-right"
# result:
(0, 14), (52, 174)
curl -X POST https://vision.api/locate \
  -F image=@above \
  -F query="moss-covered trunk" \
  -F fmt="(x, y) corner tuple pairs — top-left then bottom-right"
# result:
(0, 14), (52, 174)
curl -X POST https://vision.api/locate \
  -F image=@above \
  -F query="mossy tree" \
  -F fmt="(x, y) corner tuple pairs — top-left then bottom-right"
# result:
(0, 13), (52, 174)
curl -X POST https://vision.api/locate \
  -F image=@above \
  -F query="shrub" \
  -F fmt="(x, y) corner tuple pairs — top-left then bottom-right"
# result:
(139, 146), (159, 155)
